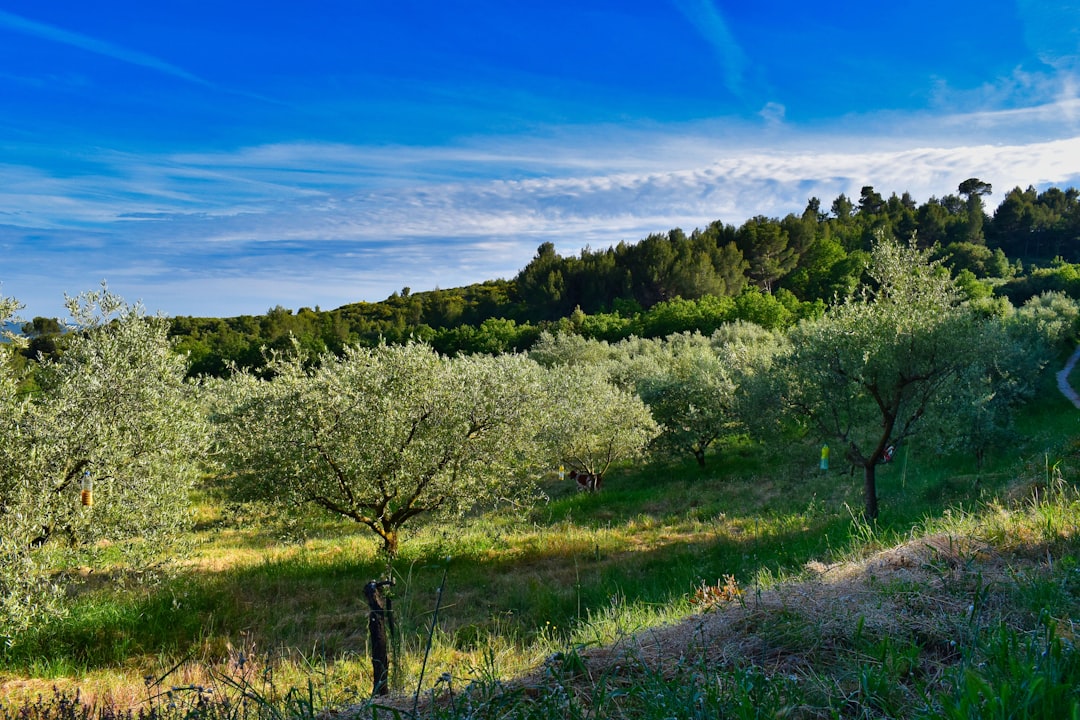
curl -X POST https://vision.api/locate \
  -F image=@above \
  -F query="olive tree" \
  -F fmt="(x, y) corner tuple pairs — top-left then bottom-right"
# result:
(936, 293), (1065, 467)
(540, 360), (660, 484)
(0, 294), (49, 639)
(527, 332), (662, 484)
(625, 333), (736, 467)
(940, 319), (1050, 468)
(770, 239), (986, 519)
(1015, 291), (1080, 346)
(212, 342), (556, 559)
(528, 330), (618, 368)
(629, 326), (782, 468)
(0, 287), (210, 641)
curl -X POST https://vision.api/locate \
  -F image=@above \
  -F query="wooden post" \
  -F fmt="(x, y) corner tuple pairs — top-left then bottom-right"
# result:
(364, 580), (393, 696)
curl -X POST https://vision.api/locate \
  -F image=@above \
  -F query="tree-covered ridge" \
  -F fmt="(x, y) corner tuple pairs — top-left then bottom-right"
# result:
(3, 186), (1080, 708)
(2, 235), (1076, 652)
(57, 181), (1080, 375)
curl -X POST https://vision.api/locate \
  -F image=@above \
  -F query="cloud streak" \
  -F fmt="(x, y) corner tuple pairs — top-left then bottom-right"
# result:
(671, 0), (747, 97)
(4, 124), (1080, 321)
(0, 9), (212, 87)
(8, 125), (1080, 237)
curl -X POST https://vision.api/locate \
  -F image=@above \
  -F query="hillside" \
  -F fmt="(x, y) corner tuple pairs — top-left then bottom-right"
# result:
(155, 181), (1080, 377)
(368, 523), (1076, 719)
(9, 182), (1080, 379)
(364, 365), (1080, 718)
(370, 366), (1080, 719)
(2, 238), (1079, 719)
(2, 358), (1077, 719)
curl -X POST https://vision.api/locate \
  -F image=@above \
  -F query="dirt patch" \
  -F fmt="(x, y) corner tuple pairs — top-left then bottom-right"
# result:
(351, 530), (1036, 718)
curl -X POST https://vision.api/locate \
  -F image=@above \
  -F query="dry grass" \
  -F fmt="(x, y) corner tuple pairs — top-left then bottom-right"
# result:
(501, 537), (983, 679)
(358, 492), (1080, 718)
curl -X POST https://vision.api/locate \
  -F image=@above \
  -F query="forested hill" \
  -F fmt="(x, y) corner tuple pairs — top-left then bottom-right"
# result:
(72, 181), (1080, 375)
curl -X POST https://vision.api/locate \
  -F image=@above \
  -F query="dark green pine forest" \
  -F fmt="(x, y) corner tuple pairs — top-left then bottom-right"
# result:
(22, 180), (1080, 375)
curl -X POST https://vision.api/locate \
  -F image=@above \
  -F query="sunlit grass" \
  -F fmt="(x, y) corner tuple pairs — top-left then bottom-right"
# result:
(3, 363), (1080, 717)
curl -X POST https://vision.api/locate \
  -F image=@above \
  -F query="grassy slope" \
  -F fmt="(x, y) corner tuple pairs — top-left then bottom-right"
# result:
(2, 360), (1080, 717)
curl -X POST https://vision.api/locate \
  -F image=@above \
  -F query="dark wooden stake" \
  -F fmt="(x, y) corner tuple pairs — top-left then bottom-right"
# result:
(364, 580), (393, 696)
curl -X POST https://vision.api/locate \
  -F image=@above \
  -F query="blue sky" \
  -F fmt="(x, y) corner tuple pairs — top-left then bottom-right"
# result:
(2, 1), (1080, 320)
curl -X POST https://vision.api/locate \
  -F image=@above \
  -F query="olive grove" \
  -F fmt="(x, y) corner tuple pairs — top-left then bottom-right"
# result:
(211, 342), (658, 559)
(625, 324), (783, 467)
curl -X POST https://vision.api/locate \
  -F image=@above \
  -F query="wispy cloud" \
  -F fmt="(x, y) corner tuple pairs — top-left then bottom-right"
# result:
(670, 0), (747, 97)
(5, 127), (1080, 246)
(0, 9), (212, 87)
(3, 102), (1080, 320)
(1017, 0), (1080, 71)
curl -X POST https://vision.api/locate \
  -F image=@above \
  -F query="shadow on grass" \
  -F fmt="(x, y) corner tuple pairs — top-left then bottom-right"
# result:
(6, 405), (1071, 676)
(0, 504), (867, 674)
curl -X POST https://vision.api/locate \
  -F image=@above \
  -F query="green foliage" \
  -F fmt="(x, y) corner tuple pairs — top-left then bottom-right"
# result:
(954, 268), (994, 301)
(936, 618), (1080, 720)
(0, 286), (210, 642)
(528, 331), (616, 369)
(17, 316), (66, 363)
(8, 182), (1080, 717)
(612, 330), (782, 469)
(539, 361), (660, 480)
(430, 317), (539, 356)
(735, 214), (799, 291)
(935, 303), (1054, 468)
(989, 184), (1080, 262)
(937, 241), (1014, 279)
(731, 287), (793, 329)
(210, 343), (554, 558)
(769, 239), (1013, 518)
(0, 296), (24, 345)
(574, 309), (634, 342)
(3, 372), (1080, 718)
(633, 294), (736, 337)
(1015, 290), (1080, 346)
(161, 182), (1080, 380)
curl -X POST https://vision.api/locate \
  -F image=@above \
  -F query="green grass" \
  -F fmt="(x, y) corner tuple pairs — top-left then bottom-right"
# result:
(3, 365), (1080, 717)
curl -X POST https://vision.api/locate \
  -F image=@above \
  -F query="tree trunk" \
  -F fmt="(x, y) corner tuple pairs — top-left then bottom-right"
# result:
(364, 580), (392, 696)
(694, 448), (706, 468)
(378, 528), (399, 560)
(863, 462), (879, 520)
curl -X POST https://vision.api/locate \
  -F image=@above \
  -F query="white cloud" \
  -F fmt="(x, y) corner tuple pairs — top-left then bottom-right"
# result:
(4, 102), (1080, 319)
(180, 135), (1080, 244)
(758, 102), (786, 127)
(9, 124), (1080, 246)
